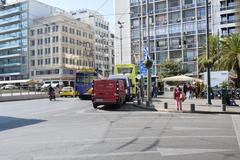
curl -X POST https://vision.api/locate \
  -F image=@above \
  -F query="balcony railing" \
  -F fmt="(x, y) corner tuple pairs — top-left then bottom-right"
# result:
(182, 3), (195, 9)
(221, 19), (237, 24)
(155, 8), (167, 14)
(168, 6), (180, 11)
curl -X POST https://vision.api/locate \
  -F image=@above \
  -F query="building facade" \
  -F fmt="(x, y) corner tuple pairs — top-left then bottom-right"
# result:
(219, 0), (240, 36)
(0, 0), (63, 81)
(29, 13), (95, 84)
(70, 9), (114, 77)
(115, 0), (239, 76)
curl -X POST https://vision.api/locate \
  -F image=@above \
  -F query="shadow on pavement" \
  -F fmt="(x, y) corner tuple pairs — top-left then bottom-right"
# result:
(98, 104), (149, 112)
(0, 116), (46, 132)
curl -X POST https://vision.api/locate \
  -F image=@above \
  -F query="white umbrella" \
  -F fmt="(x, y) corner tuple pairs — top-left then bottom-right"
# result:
(162, 75), (196, 82)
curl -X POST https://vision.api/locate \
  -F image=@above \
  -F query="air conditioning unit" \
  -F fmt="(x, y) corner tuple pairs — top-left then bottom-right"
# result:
(184, 32), (187, 35)
(191, 17), (195, 20)
(162, 21), (167, 24)
(176, 18), (181, 22)
(178, 45), (182, 48)
(150, 11), (153, 14)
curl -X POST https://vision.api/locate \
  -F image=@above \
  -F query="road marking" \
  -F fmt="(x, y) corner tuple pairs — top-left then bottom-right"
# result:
(35, 147), (233, 159)
(157, 147), (232, 156)
(170, 127), (225, 131)
(35, 151), (159, 159)
(232, 115), (240, 151)
(0, 136), (235, 146)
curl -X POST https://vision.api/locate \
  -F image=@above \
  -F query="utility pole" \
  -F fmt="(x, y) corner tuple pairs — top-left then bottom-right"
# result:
(146, 0), (152, 106)
(118, 21), (124, 64)
(206, 0), (212, 105)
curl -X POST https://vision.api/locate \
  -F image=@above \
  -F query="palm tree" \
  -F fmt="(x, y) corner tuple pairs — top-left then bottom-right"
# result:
(198, 35), (221, 73)
(219, 33), (240, 87)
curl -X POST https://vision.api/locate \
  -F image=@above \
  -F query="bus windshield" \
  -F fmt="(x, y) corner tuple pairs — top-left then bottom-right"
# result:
(76, 73), (96, 84)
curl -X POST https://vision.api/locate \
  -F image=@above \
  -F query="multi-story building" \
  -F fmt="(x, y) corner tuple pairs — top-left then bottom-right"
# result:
(219, 0), (240, 36)
(115, 0), (239, 76)
(0, 0), (63, 81)
(29, 13), (95, 85)
(70, 9), (114, 77)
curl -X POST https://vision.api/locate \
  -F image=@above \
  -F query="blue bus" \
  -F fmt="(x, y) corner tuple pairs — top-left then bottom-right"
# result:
(75, 69), (98, 99)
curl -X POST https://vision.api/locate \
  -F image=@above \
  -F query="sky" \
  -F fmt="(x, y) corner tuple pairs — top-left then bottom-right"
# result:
(8, 0), (115, 31)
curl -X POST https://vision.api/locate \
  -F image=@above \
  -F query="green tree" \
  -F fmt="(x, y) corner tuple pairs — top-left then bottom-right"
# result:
(198, 35), (221, 73)
(219, 33), (240, 87)
(159, 60), (186, 78)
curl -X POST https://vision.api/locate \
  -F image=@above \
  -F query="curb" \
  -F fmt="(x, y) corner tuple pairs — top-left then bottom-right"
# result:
(0, 95), (49, 102)
(132, 103), (240, 114)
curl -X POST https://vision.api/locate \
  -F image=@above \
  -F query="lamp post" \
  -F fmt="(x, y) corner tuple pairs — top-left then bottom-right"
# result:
(118, 21), (124, 64)
(146, 0), (152, 107)
(206, 0), (212, 105)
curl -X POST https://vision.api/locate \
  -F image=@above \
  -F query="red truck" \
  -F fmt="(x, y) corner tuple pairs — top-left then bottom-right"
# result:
(92, 79), (126, 109)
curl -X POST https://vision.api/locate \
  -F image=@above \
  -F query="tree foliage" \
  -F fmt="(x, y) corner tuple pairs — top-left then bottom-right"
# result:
(159, 60), (186, 78)
(198, 33), (240, 87)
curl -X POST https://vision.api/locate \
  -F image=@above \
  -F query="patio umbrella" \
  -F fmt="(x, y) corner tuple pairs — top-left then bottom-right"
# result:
(162, 75), (196, 82)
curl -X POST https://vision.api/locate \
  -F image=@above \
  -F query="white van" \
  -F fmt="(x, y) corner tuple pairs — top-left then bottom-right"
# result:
(108, 74), (133, 101)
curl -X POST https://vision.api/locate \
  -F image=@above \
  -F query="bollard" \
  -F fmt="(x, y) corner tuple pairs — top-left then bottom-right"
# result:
(164, 102), (168, 109)
(190, 104), (195, 112)
(222, 104), (226, 111)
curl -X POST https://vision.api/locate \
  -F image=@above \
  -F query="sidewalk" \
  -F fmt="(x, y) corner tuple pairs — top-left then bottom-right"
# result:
(133, 96), (240, 114)
(0, 94), (49, 102)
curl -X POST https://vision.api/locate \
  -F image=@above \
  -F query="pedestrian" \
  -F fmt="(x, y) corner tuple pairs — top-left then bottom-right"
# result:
(153, 84), (158, 98)
(183, 83), (188, 95)
(188, 83), (193, 99)
(174, 85), (183, 111)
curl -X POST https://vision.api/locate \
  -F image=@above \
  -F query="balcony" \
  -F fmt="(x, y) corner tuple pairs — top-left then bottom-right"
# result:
(186, 43), (196, 48)
(0, 16), (21, 26)
(221, 19), (237, 24)
(183, 16), (196, 22)
(197, 2), (205, 6)
(169, 32), (181, 37)
(169, 45), (182, 50)
(155, 8), (167, 14)
(156, 46), (168, 51)
(156, 34), (167, 39)
(169, 18), (181, 24)
(182, 3), (195, 9)
(168, 6), (180, 12)
(0, 7), (21, 18)
(0, 26), (21, 34)
(220, 3), (237, 11)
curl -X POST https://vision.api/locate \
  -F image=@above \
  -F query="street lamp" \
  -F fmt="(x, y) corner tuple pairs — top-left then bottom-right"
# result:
(206, 0), (212, 105)
(118, 21), (124, 64)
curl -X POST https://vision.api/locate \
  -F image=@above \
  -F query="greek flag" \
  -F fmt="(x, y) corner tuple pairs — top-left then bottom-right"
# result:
(144, 45), (152, 60)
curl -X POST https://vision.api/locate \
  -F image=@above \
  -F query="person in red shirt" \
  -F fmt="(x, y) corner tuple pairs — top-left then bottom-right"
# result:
(174, 85), (182, 111)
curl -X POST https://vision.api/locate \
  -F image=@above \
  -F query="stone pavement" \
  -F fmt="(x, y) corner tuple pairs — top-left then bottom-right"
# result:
(133, 96), (240, 114)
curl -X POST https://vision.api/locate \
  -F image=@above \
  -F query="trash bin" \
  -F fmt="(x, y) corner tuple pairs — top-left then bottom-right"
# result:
(221, 89), (227, 105)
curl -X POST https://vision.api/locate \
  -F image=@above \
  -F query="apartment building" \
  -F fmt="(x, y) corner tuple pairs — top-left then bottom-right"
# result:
(115, 0), (239, 76)
(29, 13), (95, 84)
(0, 0), (63, 81)
(219, 0), (240, 36)
(70, 9), (114, 77)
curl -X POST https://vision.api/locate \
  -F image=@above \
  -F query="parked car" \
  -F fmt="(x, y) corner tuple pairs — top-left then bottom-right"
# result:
(0, 84), (18, 90)
(59, 86), (79, 97)
(92, 79), (126, 109)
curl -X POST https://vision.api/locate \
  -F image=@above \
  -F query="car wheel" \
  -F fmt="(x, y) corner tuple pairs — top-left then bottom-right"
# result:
(93, 104), (98, 109)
